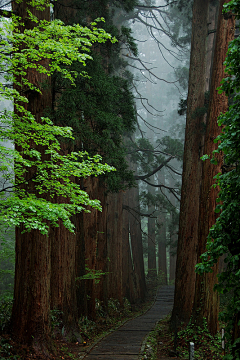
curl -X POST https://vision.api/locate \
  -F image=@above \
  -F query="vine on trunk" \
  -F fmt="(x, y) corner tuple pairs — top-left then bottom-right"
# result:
(196, 1), (240, 358)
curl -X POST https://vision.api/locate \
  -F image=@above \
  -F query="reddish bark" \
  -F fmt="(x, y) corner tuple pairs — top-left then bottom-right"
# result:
(83, 176), (99, 319)
(50, 218), (80, 341)
(75, 209), (88, 318)
(94, 182), (109, 309)
(171, 0), (210, 328)
(192, 0), (235, 335)
(107, 192), (123, 303)
(11, 1), (52, 353)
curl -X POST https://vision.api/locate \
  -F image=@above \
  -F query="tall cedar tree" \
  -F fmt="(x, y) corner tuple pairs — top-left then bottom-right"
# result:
(11, 2), (53, 352)
(192, 0), (235, 335)
(9, 0), (115, 352)
(52, 0), (146, 313)
(171, 0), (210, 328)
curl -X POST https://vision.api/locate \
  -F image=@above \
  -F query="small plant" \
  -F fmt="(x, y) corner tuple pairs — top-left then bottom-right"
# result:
(95, 299), (106, 318)
(157, 270), (167, 285)
(50, 308), (63, 336)
(177, 317), (222, 359)
(76, 266), (107, 284)
(108, 298), (121, 317)
(78, 316), (96, 339)
(0, 297), (13, 332)
(123, 297), (132, 316)
(0, 337), (20, 359)
(141, 326), (158, 359)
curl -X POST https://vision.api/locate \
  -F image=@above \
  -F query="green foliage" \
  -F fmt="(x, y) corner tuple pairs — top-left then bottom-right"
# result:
(121, 26), (138, 57)
(178, 97), (187, 116)
(0, 0), (116, 234)
(166, 0), (193, 45)
(52, 52), (136, 192)
(177, 317), (222, 359)
(50, 308), (63, 332)
(0, 227), (15, 297)
(175, 66), (189, 91)
(0, 337), (20, 359)
(50, 0), (139, 193)
(196, 2), (240, 358)
(0, 297), (13, 333)
(76, 265), (106, 284)
(157, 136), (184, 161)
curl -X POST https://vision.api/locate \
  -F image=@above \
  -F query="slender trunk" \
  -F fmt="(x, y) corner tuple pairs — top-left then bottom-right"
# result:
(192, 0), (235, 335)
(158, 212), (168, 285)
(147, 179), (157, 279)
(168, 176), (178, 284)
(122, 190), (137, 303)
(171, 0), (210, 328)
(83, 176), (99, 319)
(95, 182), (108, 310)
(157, 170), (167, 285)
(75, 209), (88, 318)
(169, 240), (177, 283)
(107, 192), (123, 303)
(129, 185), (147, 301)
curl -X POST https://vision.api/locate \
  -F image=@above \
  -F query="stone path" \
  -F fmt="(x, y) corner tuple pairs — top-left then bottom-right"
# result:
(82, 285), (174, 360)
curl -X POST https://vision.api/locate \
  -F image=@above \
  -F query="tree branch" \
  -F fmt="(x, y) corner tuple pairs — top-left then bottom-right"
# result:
(142, 179), (181, 202)
(123, 204), (157, 218)
(0, 9), (16, 17)
(134, 156), (173, 180)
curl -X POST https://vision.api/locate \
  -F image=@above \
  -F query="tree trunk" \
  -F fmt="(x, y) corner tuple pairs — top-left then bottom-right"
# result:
(168, 176), (178, 284)
(158, 211), (168, 285)
(107, 192), (123, 303)
(192, 0), (235, 335)
(157, 169), (167, 285)
(122, 190), (138, 303)
(11, 1), (52, 353)
(94, 182), (109, 310)
(50, 212), (80, 341)
(169, 240), (177, 283)
(75, 209), (88, 318)
(171, 0), (210, 329)
(129, 185), (147, 301)
(147, 179), (157, 279)
(83, 176), (99, 319)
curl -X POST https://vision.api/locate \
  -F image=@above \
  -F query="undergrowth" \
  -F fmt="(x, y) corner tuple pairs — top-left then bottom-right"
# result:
(141, 314), (224, 360)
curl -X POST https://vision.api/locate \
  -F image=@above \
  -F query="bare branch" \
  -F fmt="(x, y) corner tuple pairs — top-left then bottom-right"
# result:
(134, 156), (173, 180)
(166, 164), (182, 176)
(142, 179), (181, 202)
(124, 54), (180, 84)
(135, 2), (177, 9)
(123, 204), (157, 218)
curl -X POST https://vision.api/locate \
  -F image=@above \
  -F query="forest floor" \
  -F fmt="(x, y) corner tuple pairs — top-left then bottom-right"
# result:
(0, 281), (226, 360)
(0, 279), (159, 359)
(141, 313), (224, 360)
